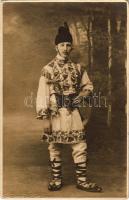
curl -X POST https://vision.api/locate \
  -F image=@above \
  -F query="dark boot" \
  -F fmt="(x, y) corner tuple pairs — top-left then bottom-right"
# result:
(75, 161), (102, 192)
(48, 159), (63, 191)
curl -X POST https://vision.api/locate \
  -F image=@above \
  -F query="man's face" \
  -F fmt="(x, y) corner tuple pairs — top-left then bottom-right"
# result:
(56, 42), (72, 59)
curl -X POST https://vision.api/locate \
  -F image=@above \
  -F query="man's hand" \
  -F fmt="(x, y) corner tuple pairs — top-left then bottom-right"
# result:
(36, 108), (49, 120)
(73, 95), (82, 105)
(43, 118), (51, 132)
(36, 108), (44, 119)
(73, 90), (91, 106)
(79, 90), (91, 97)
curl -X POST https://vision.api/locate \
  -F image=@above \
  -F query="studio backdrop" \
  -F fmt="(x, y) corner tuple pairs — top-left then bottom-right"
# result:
(3, 2), (127, 198)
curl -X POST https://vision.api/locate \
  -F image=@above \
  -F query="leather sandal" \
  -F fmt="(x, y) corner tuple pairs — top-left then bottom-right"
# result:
(75, 162), (102, 192)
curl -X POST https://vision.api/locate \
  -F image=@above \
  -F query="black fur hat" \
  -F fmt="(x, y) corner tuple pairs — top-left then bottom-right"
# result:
(55, 22), (73, 45)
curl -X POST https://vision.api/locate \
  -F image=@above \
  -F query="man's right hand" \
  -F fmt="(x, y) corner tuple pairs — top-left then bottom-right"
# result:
(43, 118), (51, 132)
(36, 108), (49, 120)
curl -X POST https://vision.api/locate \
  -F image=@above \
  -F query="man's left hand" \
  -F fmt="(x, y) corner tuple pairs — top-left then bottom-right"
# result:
(73, 90), (91, 107)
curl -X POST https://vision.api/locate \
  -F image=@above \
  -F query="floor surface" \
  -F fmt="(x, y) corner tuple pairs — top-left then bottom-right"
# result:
(3, 112), (127, 198)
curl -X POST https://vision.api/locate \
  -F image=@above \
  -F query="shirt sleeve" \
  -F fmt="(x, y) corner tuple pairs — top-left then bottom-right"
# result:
(80, 70), (93, 92)
(36, 74), (50, 119)
(36, 65), (58, 119)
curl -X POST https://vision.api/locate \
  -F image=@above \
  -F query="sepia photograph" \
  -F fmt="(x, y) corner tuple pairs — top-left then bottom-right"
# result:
(2, 1), (127, 198)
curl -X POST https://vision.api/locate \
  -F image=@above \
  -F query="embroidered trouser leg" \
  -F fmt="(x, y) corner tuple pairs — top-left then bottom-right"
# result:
(71, 141), (87, 163)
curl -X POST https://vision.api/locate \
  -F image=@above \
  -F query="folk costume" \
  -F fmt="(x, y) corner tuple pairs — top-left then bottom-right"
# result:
(36, 23), (102, 192)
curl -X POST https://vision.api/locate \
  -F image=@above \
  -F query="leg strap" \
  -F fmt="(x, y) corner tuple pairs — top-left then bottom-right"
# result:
(75, 162), (87, 178)
(48, 160), (63, 191)
(75, 162), (102, 192)
(50, 160), (62, 179)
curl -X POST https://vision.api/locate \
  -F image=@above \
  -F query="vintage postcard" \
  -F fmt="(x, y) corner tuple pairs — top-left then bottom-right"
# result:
(0, 0), (128, 198)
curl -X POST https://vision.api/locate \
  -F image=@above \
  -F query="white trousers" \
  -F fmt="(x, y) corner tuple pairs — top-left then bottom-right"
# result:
(48, 142), (87, 163)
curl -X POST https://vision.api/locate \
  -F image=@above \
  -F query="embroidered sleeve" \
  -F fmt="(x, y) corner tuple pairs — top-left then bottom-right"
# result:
(80, 70), (93, 92)
(41, 65), (56, 96)
(36, 74), (50, 119)
(36, 65), (58, 119)
(77, 64), (93, 92)
(41, 66), (52, 80)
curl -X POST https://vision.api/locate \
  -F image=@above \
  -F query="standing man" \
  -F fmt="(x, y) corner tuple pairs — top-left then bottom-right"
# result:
(36, 22), (102, 192)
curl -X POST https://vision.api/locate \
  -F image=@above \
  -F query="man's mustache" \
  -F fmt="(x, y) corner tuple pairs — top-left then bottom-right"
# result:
(63, 51), (68, 54)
